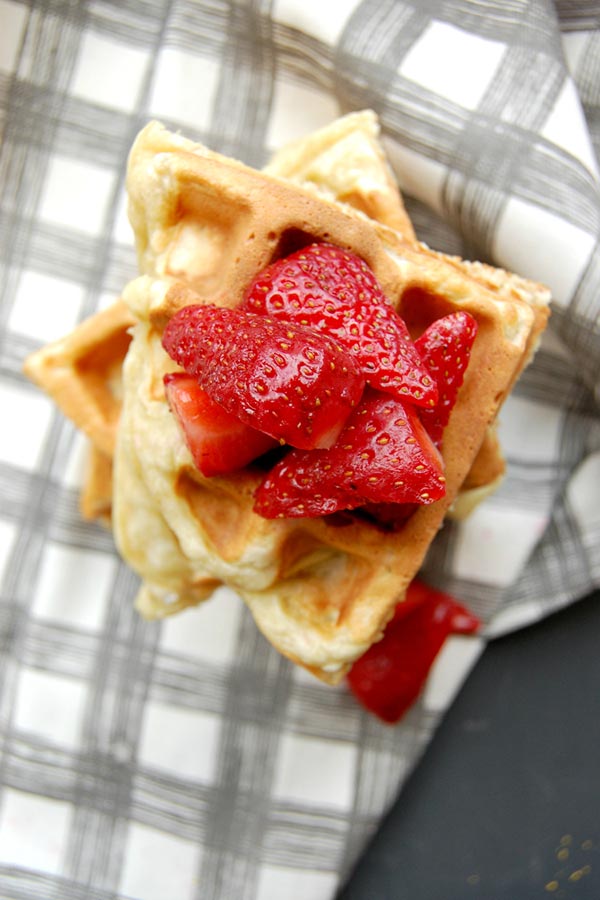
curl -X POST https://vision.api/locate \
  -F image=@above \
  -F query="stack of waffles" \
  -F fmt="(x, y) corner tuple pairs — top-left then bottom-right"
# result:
(24, 111), (550, 681)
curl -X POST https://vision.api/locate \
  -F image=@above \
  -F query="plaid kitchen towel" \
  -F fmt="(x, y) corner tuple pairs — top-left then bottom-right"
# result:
(0, 1), (599, 898)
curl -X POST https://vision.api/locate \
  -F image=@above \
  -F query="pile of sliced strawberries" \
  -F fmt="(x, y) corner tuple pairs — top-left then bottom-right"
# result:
(162, 242), (478, 523)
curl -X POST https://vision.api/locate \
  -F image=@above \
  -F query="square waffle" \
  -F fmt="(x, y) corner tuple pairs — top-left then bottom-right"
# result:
(111, 118), (549, 680)
(25, 113), (550, 680)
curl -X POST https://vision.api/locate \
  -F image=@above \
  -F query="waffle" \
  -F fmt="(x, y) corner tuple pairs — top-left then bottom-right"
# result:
(24, 113), (550, 680)
(107, 119), (549, 680)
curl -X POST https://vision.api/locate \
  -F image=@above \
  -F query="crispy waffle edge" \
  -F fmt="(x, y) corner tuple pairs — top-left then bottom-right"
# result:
(22, 113), (550, 682)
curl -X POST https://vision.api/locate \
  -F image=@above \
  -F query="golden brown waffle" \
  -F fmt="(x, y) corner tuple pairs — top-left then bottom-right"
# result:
(24, 113), (550, 680)
(108, 119), (549, 681)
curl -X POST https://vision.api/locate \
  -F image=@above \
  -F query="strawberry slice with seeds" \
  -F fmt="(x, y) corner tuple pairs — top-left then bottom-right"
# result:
(415, 312), (478, 447)
(162, 304), (365, 451)
(164, 373), (278, 476)
(243, 242), (438, 408)
(254, 388), (446, 518)
(347, 578), (481, 723)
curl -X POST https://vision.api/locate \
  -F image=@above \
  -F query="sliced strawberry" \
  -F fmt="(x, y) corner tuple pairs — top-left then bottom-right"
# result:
(164, 373), (278, 476)
(162, 305), (365, 451)
(254, 388), (446, 518)
(415, 311), (478, 447)
(347, 579), (481, 723)
(243, 242), (438, 408)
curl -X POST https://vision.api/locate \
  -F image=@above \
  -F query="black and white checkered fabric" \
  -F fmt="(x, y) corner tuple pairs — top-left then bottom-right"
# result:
(0, 2), (598, 898)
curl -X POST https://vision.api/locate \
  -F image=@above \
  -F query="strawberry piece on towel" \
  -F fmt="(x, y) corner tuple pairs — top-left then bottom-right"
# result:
(348, 579), (481, 723)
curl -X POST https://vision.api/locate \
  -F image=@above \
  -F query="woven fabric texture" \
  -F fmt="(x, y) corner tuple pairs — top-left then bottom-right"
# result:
(0, 2), (598, 898)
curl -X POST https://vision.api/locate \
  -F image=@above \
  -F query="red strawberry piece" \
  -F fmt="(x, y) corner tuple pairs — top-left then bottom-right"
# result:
(162, 304), (365, 451)
(359, 501), (419, 532)
(243, 242), (438, 408)
(164, 373), (278, 476)
(347, 579), (481, 723)
(415, 311), (478, 447)
(254, 388), (446, 518)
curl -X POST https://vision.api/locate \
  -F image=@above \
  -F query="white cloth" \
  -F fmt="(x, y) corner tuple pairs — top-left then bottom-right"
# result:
(0, 2), (598, 898)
